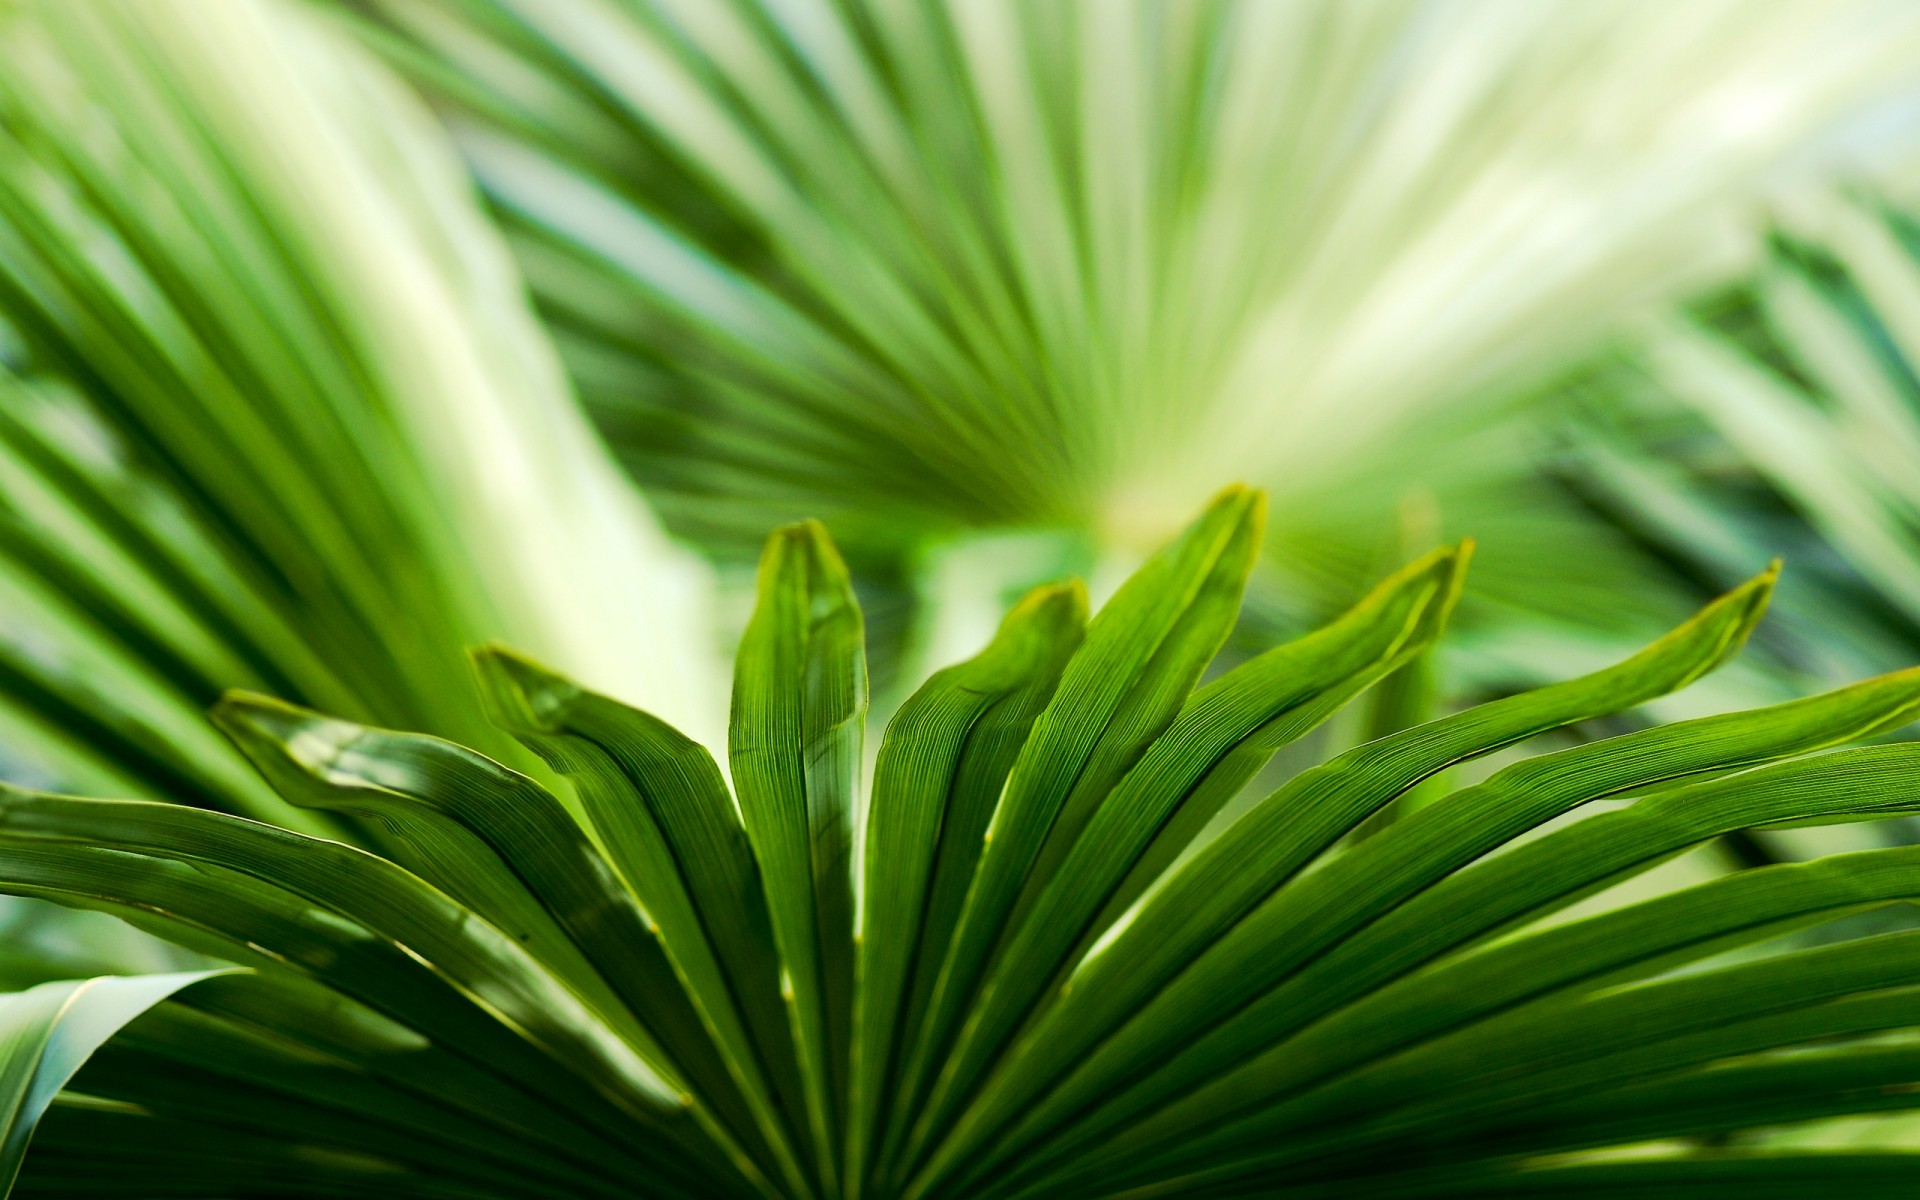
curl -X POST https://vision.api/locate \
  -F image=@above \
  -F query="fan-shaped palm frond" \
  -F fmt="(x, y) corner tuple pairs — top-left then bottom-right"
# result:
(0, 0), (722, 831)
(6, 492), (1920, 1197)
(341, 0), (1920, 576)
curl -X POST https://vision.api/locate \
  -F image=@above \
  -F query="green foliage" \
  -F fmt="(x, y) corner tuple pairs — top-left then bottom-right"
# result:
(320, 0), (1920, 725)
(7, 4), (1920, 1198)
(1578, 192), (1920, 691)
(341, 0), (1920, 572)
(0, 0), (723, 830)
(5, 493), (1920, 1196)
(0, 971), (230, 1194)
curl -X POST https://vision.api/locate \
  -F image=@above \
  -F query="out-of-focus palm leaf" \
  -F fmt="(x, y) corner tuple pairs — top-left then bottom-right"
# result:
(1612, 192), (1920, 692)
(7, 494), (1920, 1196)
(0, 0), (723, 833)
(340, 0), (1920, 622)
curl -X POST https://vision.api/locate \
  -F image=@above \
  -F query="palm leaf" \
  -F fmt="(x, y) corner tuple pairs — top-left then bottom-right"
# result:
(0, 971), (229, 1194)
(0, 0), (722, 832)
(1603, 192), (1920, 687)
(6, 492), (1920, 1196)
(338, 0), (1920, 661)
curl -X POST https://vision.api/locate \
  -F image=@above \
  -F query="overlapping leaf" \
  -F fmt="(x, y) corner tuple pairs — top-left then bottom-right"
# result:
(339, 0), (1920, 696)
(2, 493), (1920, 1196)
(0, 0), (722, 832)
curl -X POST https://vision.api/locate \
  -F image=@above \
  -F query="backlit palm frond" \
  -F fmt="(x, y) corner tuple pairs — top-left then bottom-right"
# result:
(0, 0), (722, 828)
(7, 492), (1920, 1196)
(342, 0), (1920, 583)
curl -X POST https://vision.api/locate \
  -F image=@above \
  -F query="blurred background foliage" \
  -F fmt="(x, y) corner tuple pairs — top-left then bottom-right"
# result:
(327, 0), (1920, 707)
(6, 0), (1920, 1005)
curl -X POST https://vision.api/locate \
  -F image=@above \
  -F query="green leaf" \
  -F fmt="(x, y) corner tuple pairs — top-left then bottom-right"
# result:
(162, 970), (680, 1193)
(917, 563), (1775, 1189)
(20, 1102), (505, 1200)
(1348, 1154), (1920, 1200)
(867, 586), (1091, 1194)
(1018, 741), (1920, 1194)
(0, 0), (723, 836)
(471, 649), (812, 1195)
(343, 0), (1920, 614)
(851, 580), (1086, 1194)
(917, 538), (1470, 1174)
(885, 485), (1262, 1182)
(208, 689), (790, 1188)
(9, 492), (1920, 1198)
(1113, 927), (1920, 1195)
(989, 673), (1920, 1188)
(0, 970), (227, 1194)
(44, 987), (643, 1199)
(0, 787), (755, 1193)
(1234, 840), (1920, 1116)
(731, 520), (869, 1194)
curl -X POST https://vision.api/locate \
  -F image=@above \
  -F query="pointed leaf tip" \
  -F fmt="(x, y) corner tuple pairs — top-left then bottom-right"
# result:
(1197, 484), (1267, 542)
(1392, 540), (1473, 645)
(209, 691), (381, 802)
(1728, 559), (1782, 630)
(209, 691), (366, 780)
(1005, 579), (1091, 634)
(470, 643), (582, 732)
(0, 970), (241, 1194)
(1438, 536), (1475, 596)
(1405, 538), (1474, 591)
(208, 690), (311, 745)
(757, 518), (857, 605)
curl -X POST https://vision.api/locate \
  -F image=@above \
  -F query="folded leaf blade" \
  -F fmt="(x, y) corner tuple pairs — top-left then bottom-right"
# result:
(921, 539), (1472, 1176)
(927, 564), (1776, 1188)
(731, 520), (868, 1194)
(472, 649), (812, 1195)
(851, 580), (1086, 1194)
(887, 485), (1262, 1179)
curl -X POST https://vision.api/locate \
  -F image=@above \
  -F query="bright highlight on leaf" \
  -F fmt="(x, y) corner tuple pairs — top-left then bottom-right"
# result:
(4, 493), (1920, 1197)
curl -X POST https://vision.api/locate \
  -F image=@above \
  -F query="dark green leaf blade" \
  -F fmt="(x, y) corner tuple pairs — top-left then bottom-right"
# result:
(472, 648), (812, 1196)
(210, 690), (790, 1191)
(168, 970), (678, 1192)
(0, 970), (227, 1196)
(0, 790), (753, 1193)
(985, 673), (1920, 1191)
(851, 580), (1086, 1194)
(1120, 926), (1920, 1196)
(1027, 740), (1920, 1194)
(921, 539), (1471, 1174)
(923, 564), (1775, 1190)
(886, 485), (1263, 1182)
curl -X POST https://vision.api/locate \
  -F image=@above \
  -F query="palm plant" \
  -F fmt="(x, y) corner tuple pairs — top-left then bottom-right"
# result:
(340, 0), (1920, 649)
(7, 491), (1920, 1196)
(1587, 190), (1920, 687)
(11, 2), (1920, 1195)
(0, 0), (743, 1010)
(0, 0), (725, 830)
